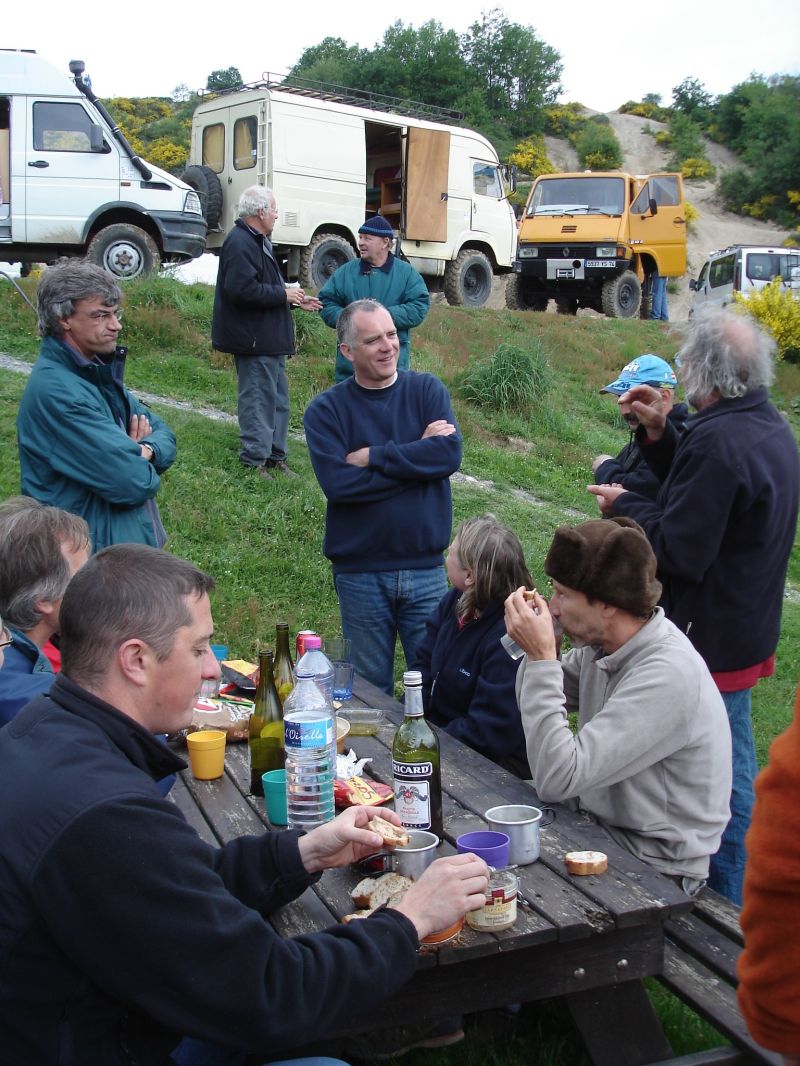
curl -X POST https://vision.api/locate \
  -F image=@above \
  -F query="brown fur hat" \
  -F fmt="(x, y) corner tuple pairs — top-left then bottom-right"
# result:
(544, 517), (661, 616)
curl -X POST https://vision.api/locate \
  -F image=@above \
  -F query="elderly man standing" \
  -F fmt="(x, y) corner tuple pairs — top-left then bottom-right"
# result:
(0, 497), (90, 725)
(592, 354), (688, 499)
(304, 299), (461, 693)
(319, 215), (429, 383)
(505, 517), (731, 893)
(17, 261), (176, 551)
(212, 185), (321, 479)
(589, 309), (800, 904)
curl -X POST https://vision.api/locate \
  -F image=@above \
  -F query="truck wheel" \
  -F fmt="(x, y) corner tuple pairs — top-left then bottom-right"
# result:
(505, 275), (548, 311)
(180, 165), (223, 229)
(444, 250), (493, 307)
(86, 224), (160, 280)
(601, 271), (642, 318)
(299, 234), (356, 291)
(555, 297), (579, 315)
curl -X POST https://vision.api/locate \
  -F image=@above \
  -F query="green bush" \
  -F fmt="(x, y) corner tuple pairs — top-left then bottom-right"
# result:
(681, 157), (716, 180)
(543, 102), (586, 138)
(456, 340), (553, 413)
(574, 120), (623, 171)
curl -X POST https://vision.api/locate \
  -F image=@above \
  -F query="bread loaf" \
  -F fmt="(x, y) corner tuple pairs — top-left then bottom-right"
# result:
(351, 872), (413, 910)
(564, 850), (608, 875)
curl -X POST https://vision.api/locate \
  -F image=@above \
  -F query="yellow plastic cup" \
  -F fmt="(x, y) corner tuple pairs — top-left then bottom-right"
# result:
(186, 729), (226, 780)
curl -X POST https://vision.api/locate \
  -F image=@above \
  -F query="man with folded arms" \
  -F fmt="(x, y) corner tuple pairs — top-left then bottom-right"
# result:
(505, 517), (731, 893)
(0, 543), (488, 1066)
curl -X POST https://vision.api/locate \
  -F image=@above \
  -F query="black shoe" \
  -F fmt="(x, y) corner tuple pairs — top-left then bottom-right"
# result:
(242, 464), (274, 481)
(265, 459), (298, 478)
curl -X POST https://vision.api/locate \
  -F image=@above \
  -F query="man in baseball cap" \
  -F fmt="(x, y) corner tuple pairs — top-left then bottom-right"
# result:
(319, 215), (430, 382)
(592, 354), (687, 499)
(504, 517), (731, 892)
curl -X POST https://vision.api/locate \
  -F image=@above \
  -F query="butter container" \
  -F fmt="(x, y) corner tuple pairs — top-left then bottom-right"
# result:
(466, 869), (518, 932)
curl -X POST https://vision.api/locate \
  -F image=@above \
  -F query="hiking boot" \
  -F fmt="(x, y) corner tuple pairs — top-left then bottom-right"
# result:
(265, 459), (298, 478)
(243, 464), (274, 481)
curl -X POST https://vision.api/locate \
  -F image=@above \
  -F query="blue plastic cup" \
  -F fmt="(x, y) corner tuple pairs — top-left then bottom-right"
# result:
(456, 830), (510, 868)
(262, 769), (288, 826)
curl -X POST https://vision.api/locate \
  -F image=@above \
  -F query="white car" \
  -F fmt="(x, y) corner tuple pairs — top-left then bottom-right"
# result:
(689, 244), (800, 315)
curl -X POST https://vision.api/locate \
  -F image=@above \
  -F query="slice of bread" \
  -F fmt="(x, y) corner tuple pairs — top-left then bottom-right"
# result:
(367, 817), (410, 847)
(351, 872), (413, 910)
(564, 850), (608, 875)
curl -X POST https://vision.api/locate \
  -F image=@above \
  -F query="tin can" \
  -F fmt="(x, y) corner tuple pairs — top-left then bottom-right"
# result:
(466, 869), (518, 932)
(296, 630), (317, 659)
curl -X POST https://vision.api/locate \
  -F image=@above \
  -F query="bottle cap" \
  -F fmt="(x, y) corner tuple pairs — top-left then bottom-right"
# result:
(305, 635), (323, 649)
(403, 670), (422, 686)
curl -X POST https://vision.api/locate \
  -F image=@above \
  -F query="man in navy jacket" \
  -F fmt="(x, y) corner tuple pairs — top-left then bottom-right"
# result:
(589, 309), (800, 905)
(0, 544), (488, 1065)
(304, 300), (462, 693)
(211, 186), (321, 478)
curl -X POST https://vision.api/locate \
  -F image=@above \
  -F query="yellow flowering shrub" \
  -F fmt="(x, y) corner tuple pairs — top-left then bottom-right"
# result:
(734, 278), (800, 361)
(145, 138), (188, 173)
(681, 157), (715, 179)
(684, 201), (699, 232)
(508, 137), (553, 178)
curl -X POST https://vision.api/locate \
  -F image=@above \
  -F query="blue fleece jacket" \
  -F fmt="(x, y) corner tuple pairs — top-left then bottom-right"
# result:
(0, 629), (53, 727)
(413, 588), (530, 777)
(303, 372), (461, 573)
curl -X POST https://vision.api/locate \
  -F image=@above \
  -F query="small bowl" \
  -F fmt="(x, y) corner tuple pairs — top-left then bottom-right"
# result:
(421, 915), (464, 945)
(336, 716), (351, 754)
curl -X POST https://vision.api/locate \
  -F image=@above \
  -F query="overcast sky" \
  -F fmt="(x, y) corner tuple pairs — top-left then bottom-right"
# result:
(7, 0), (799, 113)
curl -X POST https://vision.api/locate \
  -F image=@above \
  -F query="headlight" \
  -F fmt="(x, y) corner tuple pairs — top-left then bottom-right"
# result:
(596, 246), (616, 258)
(184, 191), (203, 215)
(518, 245), (538, 258)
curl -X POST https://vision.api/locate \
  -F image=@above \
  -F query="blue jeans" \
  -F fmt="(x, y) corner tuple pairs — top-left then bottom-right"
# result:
(334, 568), (447, 694)
(234, 354), (289, 467)
(708, 688), (758, 906)
(650, 274), (669, 321)
(172, 1038), (348, 1066)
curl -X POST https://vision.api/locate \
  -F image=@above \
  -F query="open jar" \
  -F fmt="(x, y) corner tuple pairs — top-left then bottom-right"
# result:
(466, 868), (518, 932)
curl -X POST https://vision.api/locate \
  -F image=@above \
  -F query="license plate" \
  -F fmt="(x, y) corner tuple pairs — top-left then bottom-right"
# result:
(585, 260), (616, 268)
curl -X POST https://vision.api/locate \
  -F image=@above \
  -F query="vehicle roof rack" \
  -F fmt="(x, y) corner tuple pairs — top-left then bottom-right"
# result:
(198, 72), (463, 124)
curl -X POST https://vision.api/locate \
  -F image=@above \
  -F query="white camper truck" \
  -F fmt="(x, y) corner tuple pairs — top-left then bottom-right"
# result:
(0, 50), (206, 278)
(186, 77), (517, 306)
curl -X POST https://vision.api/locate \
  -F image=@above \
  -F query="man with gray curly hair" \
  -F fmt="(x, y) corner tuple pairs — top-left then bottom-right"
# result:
(17, 260), (176, 551)
(212, 184), (321, 479)
(589, 308), (800, 905)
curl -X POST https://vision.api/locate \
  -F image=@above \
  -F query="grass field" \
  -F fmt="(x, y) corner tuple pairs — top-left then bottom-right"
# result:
(1, 273), (798, 1063)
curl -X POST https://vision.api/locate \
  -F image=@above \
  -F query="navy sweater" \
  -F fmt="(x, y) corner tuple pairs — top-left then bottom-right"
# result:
(413, 589), (530, 777)
(303, 372), (462, 572)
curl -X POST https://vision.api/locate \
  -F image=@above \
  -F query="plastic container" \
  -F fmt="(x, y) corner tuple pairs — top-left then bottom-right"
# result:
(294, 635), (335, 703)
(336, 707), (385, 736)
(283, 670), (336, 829)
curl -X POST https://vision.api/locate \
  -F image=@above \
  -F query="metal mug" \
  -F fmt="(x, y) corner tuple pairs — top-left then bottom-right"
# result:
(484, 804), (555, 865)
(357, 829), (439, 880)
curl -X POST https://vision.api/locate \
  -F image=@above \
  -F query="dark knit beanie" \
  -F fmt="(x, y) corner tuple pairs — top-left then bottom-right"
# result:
(544, 517), (662, 616)
(358, 215), (394, 238)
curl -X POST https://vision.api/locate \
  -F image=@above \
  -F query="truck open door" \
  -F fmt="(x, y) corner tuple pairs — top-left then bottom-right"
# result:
(404, 127), (449, 243)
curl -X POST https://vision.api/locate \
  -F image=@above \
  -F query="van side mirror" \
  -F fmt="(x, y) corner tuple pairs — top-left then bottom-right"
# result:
(689, 278), (697, 291)
(89, 124), (105, 152)
(648, 197), (658, 216)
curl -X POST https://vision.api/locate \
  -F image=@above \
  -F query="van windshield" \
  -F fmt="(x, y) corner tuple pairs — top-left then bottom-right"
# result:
(528, 176), (625, 217)
(746, 252), (800, 283)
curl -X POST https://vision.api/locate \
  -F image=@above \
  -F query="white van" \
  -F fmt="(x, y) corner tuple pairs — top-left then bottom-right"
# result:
(186, 77), (518, 305)
(689, 244), (800, 315)
(0, 50), (206, 278)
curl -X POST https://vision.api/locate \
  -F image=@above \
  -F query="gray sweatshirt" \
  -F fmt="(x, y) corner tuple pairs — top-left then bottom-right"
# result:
(516, 609), (731, 880)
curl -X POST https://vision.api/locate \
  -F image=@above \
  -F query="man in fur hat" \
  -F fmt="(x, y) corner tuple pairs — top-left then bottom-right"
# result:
(319, 215), (429, 382)
(504, 517), (731, 892)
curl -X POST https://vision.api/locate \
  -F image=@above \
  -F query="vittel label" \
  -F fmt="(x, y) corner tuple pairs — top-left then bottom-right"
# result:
(285, 716), (333, 749)
(393, 759), (433, 829)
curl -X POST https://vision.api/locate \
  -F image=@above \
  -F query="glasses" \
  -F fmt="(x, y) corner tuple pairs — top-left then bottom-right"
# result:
(674, 353), (683, 368)
(88, 309), (123, 323)
(0, 626), (12, 650)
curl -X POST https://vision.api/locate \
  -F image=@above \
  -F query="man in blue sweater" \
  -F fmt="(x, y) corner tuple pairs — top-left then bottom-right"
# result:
(319, 215), (430, 383)
(304, 299), (462, 693)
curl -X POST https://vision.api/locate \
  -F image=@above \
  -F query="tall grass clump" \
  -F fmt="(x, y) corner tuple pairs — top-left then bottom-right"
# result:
(457, 340), (552, 413)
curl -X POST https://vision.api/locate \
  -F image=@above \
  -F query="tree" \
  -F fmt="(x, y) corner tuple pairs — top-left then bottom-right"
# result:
(289, 37), (365, 88)
(643, 92), (662, 106)
(206, 67), (243, 92)
(172, 83), (191, 103)
(671, 77), (713, 125)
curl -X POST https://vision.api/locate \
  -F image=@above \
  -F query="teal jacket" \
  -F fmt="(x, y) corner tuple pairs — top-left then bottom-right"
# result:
(318, 253), (430, 382)
(17, 335), (176, 552)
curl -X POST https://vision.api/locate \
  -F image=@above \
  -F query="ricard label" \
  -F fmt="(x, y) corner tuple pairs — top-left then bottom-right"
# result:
(393, 759), (433, 829)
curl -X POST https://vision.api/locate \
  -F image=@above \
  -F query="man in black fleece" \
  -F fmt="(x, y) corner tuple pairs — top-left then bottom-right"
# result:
(0, 544), (488, 1066)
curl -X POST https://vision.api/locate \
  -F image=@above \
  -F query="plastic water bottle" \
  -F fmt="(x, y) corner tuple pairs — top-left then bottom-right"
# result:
(283, 669), (336, 829)
(294, 634), (335, 703)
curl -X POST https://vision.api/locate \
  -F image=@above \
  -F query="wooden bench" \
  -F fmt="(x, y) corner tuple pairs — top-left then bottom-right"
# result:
(653, 887), (782, 1066)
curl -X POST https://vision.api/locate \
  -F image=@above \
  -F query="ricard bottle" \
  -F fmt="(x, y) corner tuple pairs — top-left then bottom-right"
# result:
(273, 623), (295, 706)
(249, 650), (285, 796)
(392, 670), (443, 841)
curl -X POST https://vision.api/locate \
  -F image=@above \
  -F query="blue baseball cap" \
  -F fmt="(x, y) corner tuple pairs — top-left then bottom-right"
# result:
(600, 354), (677, 395)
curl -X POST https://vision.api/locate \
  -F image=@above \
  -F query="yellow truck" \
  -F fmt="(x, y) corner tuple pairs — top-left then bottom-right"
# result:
(506, 170), (687, 317)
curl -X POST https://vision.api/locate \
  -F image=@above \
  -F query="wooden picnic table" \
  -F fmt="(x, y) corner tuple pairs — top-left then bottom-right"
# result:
(172, 673), (696, 1066)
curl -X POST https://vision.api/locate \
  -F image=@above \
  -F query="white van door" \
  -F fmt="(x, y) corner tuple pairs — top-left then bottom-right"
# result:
(24, 97), (120, 245)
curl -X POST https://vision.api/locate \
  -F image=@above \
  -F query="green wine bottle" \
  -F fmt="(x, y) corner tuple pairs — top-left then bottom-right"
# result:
(392, 670), (443, 841)
(273, 623), (295, 706)
(249, 650), (285, 796)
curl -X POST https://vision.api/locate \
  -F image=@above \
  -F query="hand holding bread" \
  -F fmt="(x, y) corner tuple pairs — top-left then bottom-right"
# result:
(298, 806), (408, 874)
